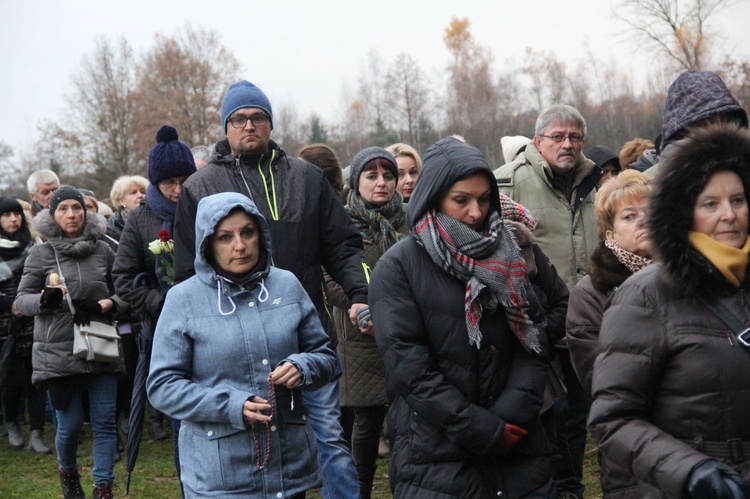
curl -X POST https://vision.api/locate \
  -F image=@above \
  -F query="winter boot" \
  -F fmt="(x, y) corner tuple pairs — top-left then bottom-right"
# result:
(59, 467), (86, 499)
(7, 421), (25, 449)
(28, 429), (51, 454)
(92, 481), (114, 499)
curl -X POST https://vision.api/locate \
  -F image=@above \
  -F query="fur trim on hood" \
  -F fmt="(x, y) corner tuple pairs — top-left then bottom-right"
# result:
(649, 123), (750, 294)
(32, 209), (107, 241)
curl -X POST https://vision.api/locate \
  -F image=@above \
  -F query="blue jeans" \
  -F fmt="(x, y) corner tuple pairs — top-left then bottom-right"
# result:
(302, 374), (359, 499)
(55, 374), (117, 486)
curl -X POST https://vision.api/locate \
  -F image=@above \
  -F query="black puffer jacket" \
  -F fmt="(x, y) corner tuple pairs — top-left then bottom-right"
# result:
(112, 201), (166, 319)
(589, 125), (750, 498)
(174, 139), (368, 344)
(370, 137), (553, 498)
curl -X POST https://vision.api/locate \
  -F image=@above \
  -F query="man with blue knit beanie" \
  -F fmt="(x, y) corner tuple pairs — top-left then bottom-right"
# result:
(174, 80), (365, 498)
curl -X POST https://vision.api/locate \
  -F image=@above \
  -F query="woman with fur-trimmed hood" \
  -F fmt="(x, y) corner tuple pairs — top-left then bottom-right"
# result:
(589, 124), (750, 498)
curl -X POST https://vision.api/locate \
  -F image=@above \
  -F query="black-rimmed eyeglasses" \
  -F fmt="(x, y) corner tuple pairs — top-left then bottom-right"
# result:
(228, 113), (270, 129)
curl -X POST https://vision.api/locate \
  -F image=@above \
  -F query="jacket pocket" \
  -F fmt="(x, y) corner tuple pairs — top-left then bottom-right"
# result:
(183, 421), (261, 493)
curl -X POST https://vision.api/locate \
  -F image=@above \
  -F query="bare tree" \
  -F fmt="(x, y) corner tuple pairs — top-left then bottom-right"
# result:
(614, 0), (734, 71)
(65, 36), (138, 187)
(443, 17), (503, 166)
(385, 53), (430, 148)
(133, 24), (242, 161)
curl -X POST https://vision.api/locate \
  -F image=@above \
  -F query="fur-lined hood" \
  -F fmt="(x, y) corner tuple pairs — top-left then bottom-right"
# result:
(649, 124), (750, 294)
(32, 209), (107, 242)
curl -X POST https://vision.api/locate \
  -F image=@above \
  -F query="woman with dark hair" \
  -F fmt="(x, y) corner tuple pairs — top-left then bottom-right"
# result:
(16, 186), (126, 498)
(325, 146), (408, 498)
(369, 136), (553, 498)
(147, 192), (337, 498)
(298, 143), (345, 203)
(589, 124), (750, 498)
(0, 197), (49, 454)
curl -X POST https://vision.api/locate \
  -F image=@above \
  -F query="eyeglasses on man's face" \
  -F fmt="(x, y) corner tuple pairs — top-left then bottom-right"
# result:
(228, 113), (270, 129)
(539, 133), (585, 144)
(159, 177), (188, 189)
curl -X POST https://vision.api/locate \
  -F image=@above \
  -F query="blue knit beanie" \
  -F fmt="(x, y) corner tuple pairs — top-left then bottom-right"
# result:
(221, 80), (274, 133)
(148, 125), (197, 186)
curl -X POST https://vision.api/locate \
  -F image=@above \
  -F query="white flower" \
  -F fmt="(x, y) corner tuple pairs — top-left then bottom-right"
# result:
(148, 239), (164, 255)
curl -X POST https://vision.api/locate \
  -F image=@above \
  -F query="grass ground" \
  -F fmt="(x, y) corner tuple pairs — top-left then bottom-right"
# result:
(0, 423), (602, 498)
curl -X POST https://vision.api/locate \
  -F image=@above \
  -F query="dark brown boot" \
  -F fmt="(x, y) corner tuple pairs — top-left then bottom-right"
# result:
(59, 467), (86, 499)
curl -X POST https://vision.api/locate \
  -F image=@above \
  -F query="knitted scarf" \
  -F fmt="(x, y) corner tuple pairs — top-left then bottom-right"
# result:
(604, 239), (653, 274)
(146, 184), (177, 235)
(346, 191), (406, 254)
(415, 208), (542, 353)
(0, 238), (28, 282)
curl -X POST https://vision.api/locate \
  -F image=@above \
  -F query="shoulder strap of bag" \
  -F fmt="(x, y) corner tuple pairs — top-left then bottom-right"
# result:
(695, 288), (748, 335)
(52, 248), (76, 315)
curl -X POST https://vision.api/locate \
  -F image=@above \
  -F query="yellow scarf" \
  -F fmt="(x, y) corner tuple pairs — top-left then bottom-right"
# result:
(688, 231), (750, 287)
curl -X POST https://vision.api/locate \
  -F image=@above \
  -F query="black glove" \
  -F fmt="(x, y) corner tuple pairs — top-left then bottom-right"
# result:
(39, 287), (64, 310)
(686, 460), (747, 499)
(71, 299), (102, 326)
(356, 305), (371, 330)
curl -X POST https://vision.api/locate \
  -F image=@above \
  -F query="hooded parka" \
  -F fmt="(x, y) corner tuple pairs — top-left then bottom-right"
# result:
(589, 124), (750, 498)
(147, 192), (338, 498)
(369, 137), (553, 498)
(15, 210), (125, 385)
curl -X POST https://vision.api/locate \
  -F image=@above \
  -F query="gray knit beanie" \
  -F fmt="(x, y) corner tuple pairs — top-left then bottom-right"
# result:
(348, 147), (398, 194)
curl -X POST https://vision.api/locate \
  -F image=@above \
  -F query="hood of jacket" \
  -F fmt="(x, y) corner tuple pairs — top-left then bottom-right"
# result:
(407, 136), (501, 228)
(661, 70), (748, 149)
(32, 209), (107, 242)
(650, 123), (750, 294)
(193, 192), (273, 287)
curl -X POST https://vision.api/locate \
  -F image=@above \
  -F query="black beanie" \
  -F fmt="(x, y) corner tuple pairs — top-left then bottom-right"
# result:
(49, 186), (86, 216)
(148, 125), (197, 186)
(0, 197), (24, 217)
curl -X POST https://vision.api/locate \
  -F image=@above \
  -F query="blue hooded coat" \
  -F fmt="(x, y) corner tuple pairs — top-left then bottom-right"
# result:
(147, 192), (337, 497)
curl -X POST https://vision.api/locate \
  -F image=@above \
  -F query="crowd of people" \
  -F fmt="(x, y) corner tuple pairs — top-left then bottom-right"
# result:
(1, 68), (749, 499)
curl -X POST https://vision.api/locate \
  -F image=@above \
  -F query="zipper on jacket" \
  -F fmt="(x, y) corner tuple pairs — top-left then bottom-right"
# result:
(361, 262), (372, 284)
(256, 150), (279, 220)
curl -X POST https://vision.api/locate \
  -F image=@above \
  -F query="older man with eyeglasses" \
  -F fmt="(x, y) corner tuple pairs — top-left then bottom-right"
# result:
(494, 104), (603, 499)
(173, 80), (365, 498)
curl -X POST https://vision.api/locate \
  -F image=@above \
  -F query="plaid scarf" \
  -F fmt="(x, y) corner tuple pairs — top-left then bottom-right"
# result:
(346, 191), (406, 254)
(415, 208), (542, 353)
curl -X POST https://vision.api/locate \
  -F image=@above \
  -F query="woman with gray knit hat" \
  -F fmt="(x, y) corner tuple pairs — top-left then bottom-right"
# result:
(16, 185), (127, 498)
(325, 146), (408, 498)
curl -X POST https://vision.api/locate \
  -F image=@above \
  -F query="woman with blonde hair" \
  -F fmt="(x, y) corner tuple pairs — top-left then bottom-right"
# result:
(566, 169), (653, 497)
(385, 143), (422, 202)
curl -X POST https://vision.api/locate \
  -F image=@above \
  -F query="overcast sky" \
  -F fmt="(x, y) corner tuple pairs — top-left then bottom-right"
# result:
(2, 0), (749, 158)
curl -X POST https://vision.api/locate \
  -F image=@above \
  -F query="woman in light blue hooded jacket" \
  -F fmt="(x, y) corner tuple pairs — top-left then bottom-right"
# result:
(147, 192), (337, 498)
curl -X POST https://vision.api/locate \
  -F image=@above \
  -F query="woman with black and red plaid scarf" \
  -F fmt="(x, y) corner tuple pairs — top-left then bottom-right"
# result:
(369, 136), (554, 498)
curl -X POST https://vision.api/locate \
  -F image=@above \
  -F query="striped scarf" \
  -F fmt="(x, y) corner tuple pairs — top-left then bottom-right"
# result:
(415, 208), (542, 353)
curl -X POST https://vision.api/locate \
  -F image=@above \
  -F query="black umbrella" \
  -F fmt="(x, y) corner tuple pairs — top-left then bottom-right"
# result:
(125, 273), (158, 494)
